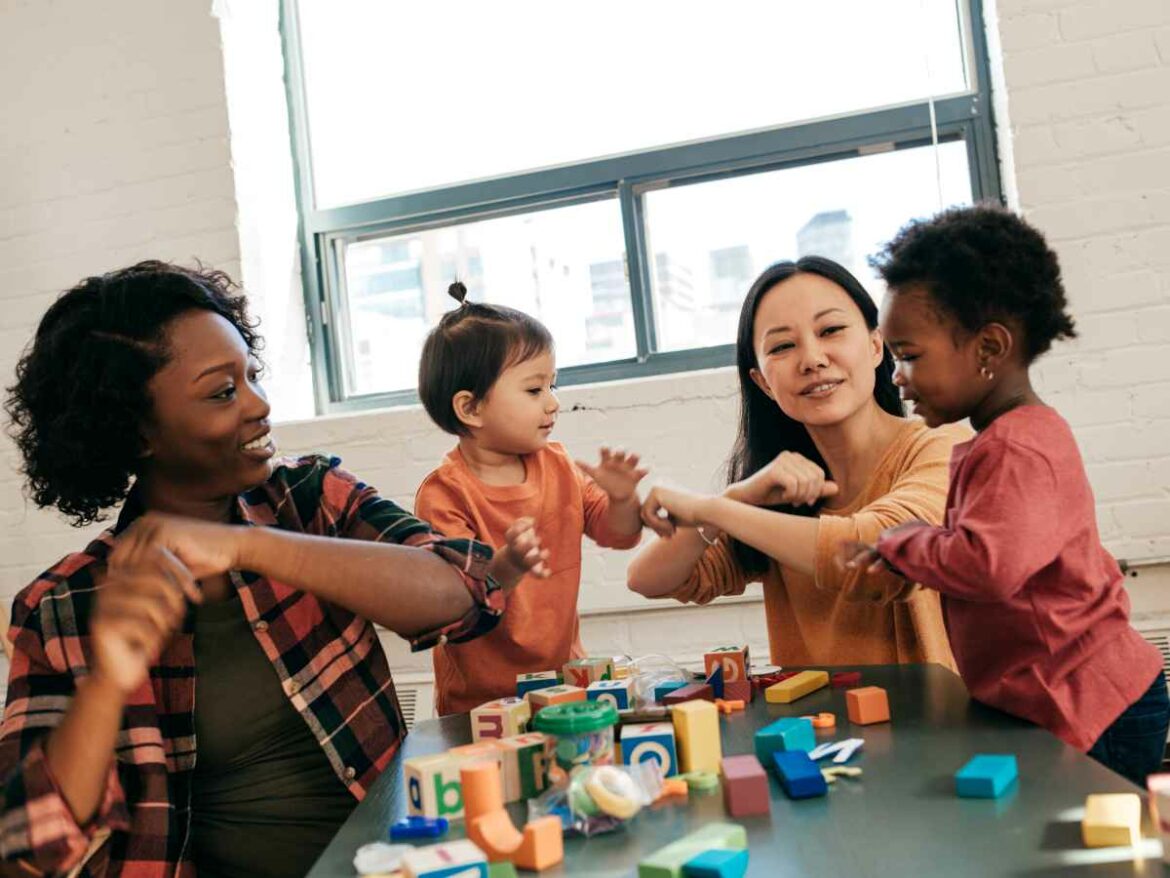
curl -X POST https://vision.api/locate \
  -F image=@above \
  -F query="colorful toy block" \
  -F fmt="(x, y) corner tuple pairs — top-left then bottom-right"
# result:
(528, 684), (586, 709)
(703, 646), (751, 685)
(831, 671), (862, 688)
(401, 839), (489, 878)
(655, 680), (689, 702)
(391, 815), (449, 840)
(488, 863), (519, 878)
(405, 752), (469, 819)
(1082, 793), (1142, 848)
(721, 754), (769, 818)
(722, 679), (754, 703)
(516, 671), (559, 698)
(562, 657), (613, 688)
(495, 733), (549, 802)
(955, 754), (1018, 798)
(671, 700), (721, 774)
(638, 822), (747, 878)
(764, 669), (828, 703)
(705, 664), (725, 699)
(754, 717), (815, 762)
(620, 722), (678, 777)
(662, 683), (714, 705)
(846, 686), (890, 725)
(587, 678), (634, 710)
(461, 760), (564, 871)
(715, 699), (745, 715)
(471, 697), (532, 742)
(771, 751), (828, 799)
(682, 848), (749, 878)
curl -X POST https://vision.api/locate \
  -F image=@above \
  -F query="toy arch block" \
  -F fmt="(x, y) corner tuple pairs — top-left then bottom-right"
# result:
(846, 686), (890, 725)
(471, 697), (532, 742)
(764, 670), (828, 704)
(461, 760), (564, 871)
(620, 722), (678, 777)
(721, 754), (769, 818)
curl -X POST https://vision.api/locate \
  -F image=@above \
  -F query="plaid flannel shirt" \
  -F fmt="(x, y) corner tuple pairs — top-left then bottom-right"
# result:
(0, 455), (501, 877)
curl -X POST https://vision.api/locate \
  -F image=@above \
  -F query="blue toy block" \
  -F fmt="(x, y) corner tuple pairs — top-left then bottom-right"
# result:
(705, 663), (725, 699)
(620, 721), (679, 777)
(771, 751), (828, 799)
(390, 814), (449, 840)
(682, 848), (749, 878)
(587, 679), (633, 710)
(754, 717), (815, 763)
(654, 680), (688, 702)
(955, 754), (1018, 798)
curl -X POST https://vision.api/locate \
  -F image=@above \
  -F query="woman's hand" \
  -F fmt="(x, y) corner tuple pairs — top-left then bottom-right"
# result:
(837, 540), (896, 576)
(576, 448), (649, 504)
(109, 512), (245, 581)
(640, 485), (712, 538)
(489, 517), (551, 589)
(725, 451), (838, 508)
(92, 544), (202, 695)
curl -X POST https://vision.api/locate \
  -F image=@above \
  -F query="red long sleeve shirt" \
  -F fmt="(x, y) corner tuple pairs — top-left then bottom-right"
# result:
(878, 406), (1162, 750)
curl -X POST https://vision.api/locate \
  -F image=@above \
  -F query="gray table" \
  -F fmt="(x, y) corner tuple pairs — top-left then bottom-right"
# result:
(308, 664), (1163, 877)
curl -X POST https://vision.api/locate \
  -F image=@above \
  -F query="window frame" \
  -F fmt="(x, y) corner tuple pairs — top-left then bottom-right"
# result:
(281, 0), (1002, 415)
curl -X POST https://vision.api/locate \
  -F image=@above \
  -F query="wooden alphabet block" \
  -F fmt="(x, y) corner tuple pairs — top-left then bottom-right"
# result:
(495, 732), (549, 802)
(404, 752), (468, 819)
(703, 646), (750, 685)
(401, 839), (489, 878)
(619, 722), (678, 777)
(562, 657), (613, 688)
(516, 671), (559, 698)
(587, 678), (634, 710)
(528, 684), (586, 709)
(471, 697), (531, 742)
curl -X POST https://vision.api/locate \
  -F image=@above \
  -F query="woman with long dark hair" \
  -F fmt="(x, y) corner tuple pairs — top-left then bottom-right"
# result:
(628, 257), (962, 668)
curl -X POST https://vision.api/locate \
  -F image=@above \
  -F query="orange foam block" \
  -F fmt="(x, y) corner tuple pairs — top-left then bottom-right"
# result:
(846, 686), (890, 725)
(461, 759), (564, 871)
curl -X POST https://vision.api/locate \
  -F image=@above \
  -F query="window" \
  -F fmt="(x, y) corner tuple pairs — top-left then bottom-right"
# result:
(283, 0), (1001, 412)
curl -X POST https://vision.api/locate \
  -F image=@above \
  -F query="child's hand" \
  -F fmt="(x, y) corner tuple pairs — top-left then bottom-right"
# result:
(639, 485), (710, 538)
(576, 447), (649, 503)
(837, 540), (895, 576)
(725, 451), (838, 508)
(490, 517), (551, 590)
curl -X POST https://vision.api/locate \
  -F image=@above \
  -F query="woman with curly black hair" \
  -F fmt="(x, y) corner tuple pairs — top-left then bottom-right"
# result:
(0, 261), (543, 877)
(843, 205), (1169, 785)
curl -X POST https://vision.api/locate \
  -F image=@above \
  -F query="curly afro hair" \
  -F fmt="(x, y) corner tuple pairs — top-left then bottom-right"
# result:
(5, 260), (261, 527)
(872, 204), (1076, 362)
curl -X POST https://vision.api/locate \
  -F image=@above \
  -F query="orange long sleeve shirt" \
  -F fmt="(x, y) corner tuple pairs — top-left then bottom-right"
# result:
(415, 442), (641, 715)
(665, 420), (965, 670)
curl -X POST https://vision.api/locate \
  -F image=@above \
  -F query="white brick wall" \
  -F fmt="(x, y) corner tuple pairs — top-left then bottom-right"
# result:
(2, 0), (1169, 682)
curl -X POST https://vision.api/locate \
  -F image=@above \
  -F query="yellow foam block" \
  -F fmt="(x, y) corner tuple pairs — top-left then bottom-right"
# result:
(1083, 793), (1142, 848)
(670, 700), (721, 774)
(765, 670), (829, 704)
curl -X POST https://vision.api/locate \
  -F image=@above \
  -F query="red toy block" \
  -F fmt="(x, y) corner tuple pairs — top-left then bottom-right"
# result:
(831, 671), (862, 689)
(751, 670), (799, 692)
(846, 686), (890, 725)
(662, 683), (714, 705)
(722, 679), (754, 703)
(721, 754), (770, 817)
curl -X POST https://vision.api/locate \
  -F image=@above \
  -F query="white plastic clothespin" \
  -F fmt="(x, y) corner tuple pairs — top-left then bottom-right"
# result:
(832, 738), (864, 764)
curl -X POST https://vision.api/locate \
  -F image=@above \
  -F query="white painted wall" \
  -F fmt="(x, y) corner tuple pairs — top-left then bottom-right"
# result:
(2, 0), (1169, 689)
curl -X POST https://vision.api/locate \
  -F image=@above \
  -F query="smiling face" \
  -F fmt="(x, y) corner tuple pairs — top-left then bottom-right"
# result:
(139, 310), (274, 500)
(879, 285), (987, 427)
(748, 272), (885, 428)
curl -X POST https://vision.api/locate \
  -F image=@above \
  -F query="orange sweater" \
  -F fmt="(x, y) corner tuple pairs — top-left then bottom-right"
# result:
(415, 442), (640, 714)
(666, 420), (965, 670)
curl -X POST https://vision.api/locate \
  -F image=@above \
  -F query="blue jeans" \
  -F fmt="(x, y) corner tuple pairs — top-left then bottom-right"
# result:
(1087, 672), (1170, 786)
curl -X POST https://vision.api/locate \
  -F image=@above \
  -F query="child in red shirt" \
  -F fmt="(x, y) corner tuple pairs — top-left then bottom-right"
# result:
(843, 205), (1168, 785)
(415, 283), (645, 714)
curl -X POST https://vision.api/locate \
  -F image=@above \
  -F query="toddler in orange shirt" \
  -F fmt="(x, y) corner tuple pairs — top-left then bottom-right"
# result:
(415, 282), (646, 714)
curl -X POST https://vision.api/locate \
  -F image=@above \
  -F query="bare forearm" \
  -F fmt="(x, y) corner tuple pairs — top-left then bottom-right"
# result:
(44, 673), (125, 824)
(627, 526), (711, 597)
(238, 529), (476, 637)
(698, 496), (820, 575)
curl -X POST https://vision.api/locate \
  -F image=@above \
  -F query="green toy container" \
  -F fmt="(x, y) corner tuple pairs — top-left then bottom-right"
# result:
(532, 701), (618, 775)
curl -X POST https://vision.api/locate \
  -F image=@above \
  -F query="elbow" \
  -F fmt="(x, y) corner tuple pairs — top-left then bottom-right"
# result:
(626, 560), (655, 597)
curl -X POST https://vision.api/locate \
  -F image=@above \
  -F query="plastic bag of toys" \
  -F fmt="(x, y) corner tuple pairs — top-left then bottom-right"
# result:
(527, 762), (664, 837)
